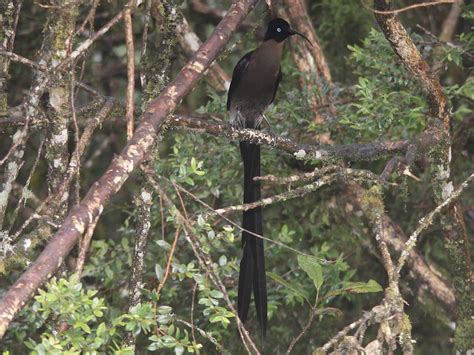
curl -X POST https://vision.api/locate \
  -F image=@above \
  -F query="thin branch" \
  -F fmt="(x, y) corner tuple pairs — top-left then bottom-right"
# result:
(0, 50), (44, 70)
(416, 24), (472, 58)
(75, 214), (100, 276)
(11, 99), (115, 241)
(255, 166), (383, 185)
(0, 99), (115, 276)
(7, 138), (45, 233)
(74, 0), (99, 36)
(176, 318), (230, 354)
(285, 306), (316, 354)
(156, 171), (333, 261)
(321, 311), (372, 351)
(156, 226), (180, 296)
(146, 176), (259, 354)
(341, 182), (456, 312)
(396, 173), (474, 276)
(67, 5), (131, 64)
(0, 2), (133, 177)
(124, 7), (135, 140)
(209, 174), (336, 217)
(362, 0), (459, 15)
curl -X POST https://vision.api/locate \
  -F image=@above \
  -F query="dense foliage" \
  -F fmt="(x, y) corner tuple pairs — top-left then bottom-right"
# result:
(0, 0), (472, 354)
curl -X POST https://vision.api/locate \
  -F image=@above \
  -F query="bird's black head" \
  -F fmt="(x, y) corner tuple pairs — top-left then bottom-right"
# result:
(264, 18), (312, 45)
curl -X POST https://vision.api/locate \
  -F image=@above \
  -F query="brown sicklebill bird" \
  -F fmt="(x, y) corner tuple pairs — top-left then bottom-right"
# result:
(227, 18), (312, 342)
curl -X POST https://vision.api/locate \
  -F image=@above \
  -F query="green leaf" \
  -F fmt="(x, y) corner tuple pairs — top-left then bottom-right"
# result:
(327, 279), (383, 298)
(190, 157), (197, 170)
(175, 345), (185, 355)
(155, 264), (164, 282)
(157, 306), (172, 315)
(344, 279), (382, 293)
(297, 255), (324, 291)
(96, 322), (107, 336)
(210, 290), (224, 299)
(267, 272), (310, 305)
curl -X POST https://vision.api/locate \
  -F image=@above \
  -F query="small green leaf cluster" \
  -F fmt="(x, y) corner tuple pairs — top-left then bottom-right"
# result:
(17, 275), (203, 354)
(165, 142), (207, 187)
(148, 305), (202, 354)
(337, 29), (427, 141)
(23, 275), (131, 354)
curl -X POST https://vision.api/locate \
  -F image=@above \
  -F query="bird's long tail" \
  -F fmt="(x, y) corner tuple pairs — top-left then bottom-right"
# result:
(238, 141), (267, 341)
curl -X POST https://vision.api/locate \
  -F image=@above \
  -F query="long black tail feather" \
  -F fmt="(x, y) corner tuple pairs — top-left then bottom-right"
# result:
(238, 141), (267, 342)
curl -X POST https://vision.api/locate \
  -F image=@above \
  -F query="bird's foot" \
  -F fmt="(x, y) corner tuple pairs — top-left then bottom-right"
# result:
(260, 114), (272, 130)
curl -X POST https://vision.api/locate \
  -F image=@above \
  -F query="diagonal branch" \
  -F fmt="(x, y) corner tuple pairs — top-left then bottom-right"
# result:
(374, 1), (472, 350)
(0, 0), (259, 339)
(396, 173), (474, 276)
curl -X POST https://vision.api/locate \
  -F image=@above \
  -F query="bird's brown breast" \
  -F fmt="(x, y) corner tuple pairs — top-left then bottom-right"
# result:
(230, 40), (284, 120)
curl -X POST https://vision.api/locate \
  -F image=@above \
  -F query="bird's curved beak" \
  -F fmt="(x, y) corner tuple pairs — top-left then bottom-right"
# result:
(289, 29), (313, 47)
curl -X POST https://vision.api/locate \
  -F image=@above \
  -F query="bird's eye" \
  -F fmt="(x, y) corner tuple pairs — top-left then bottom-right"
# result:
(276, 27), (282, 33)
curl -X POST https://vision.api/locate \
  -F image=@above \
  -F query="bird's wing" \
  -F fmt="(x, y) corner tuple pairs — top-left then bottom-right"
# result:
(226, 50), (254, 111)
(270, 66), (282, 104)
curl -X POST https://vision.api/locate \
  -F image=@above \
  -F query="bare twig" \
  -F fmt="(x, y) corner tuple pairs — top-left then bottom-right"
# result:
(74, 0), (100, 36)
(396, 173), (474, 276)
(362, 0), (459, 15)
(0, 50), (44, 71)
(153, 172), (328, 261)
(124, 7), (135, 140)
(322, 311), (372, 351)
(75, 214), (100, 276)
(67, 5), (131, 64)
(176, 318), (230, 354)
(285, 306), (317, 354)
(156, 226), (180, 296)
(210, 174), (336, 217)
(7, 138), (45, 233)
(190, 282), (198, 347)
(11, 99), (115, 241)
(256, 166), (383, 185)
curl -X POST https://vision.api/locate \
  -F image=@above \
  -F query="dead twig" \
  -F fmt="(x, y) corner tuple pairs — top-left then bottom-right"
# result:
(124, 7), (135, 140)
(156, 226), (180, 297)
(362, 0), (459, 15)
(396, 173), (474, 276)
(75, 214), (100, 276)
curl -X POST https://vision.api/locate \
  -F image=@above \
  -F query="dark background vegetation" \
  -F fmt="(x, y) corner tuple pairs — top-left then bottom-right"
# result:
(0, 0), (472, 353)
